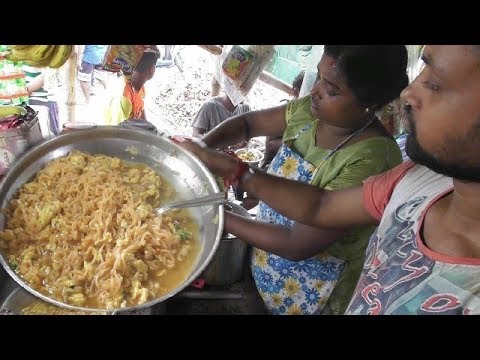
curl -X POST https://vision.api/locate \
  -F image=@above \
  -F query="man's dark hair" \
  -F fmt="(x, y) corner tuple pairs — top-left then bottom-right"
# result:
(324, 45), (409, 108)
(134, 52), (159, 73)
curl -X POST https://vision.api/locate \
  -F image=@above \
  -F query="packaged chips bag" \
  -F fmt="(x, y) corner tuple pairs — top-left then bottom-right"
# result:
(214, 45), (276, 106)
(102, 45), (159, 76)
(222, 45), (255, 81)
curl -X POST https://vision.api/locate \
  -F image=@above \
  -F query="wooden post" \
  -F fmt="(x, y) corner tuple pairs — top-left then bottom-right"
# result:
(258, 72), (294, 96)
(198, 45), (222, 55)
(198, 45), (294, 96)
(66, 51), (77, 122)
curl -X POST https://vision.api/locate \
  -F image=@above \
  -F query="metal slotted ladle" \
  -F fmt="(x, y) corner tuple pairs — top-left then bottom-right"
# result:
(155, 192), (226, 216)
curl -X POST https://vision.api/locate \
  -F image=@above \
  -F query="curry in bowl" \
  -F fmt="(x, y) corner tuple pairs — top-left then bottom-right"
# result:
(234, 148), (264, 164)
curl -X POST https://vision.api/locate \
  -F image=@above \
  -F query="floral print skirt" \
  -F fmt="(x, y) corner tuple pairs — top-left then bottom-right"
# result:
(251, 248), (345, 315)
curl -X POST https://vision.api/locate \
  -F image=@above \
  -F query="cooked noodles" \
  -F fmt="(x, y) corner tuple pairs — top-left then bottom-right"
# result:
(0, 151), (200, 310)
(237, 150), (261, 162)
(21, 300), (102, 315)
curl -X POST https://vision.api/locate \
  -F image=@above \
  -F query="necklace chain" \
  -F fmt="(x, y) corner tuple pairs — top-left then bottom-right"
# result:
(322, 115), (377, 162)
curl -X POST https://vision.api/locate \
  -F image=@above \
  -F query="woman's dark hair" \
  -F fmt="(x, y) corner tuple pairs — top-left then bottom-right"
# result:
(324, 45), (409, 108)
(134, 51), (159, 73)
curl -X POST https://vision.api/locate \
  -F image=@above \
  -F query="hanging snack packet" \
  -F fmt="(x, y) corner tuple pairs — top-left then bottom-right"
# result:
(222, 45), (254, 81)
(102, 45), (149, 76)
(215, 45), (276, 106)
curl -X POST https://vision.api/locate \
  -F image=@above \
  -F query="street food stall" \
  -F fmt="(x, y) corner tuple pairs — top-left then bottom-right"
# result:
(0, 45), (424, 315)
(0, 45), (292, 314)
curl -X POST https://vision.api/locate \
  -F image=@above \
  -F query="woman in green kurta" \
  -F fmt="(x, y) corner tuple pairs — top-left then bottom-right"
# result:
(175, 46), (408, 314)
(270, 95), (402, 314)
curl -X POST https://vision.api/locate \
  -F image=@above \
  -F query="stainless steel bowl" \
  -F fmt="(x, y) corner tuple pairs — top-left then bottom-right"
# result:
(1, 287), (162, 315)
(2, 287), (41, 315)
(0, 126), (224, 313)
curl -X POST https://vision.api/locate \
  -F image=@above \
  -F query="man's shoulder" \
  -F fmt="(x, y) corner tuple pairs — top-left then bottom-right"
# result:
(384, 162), (450, 190)
(192, 99), (220, 127)
(201, 97), (222, 110)
(387, 162), (453, 205)
(398, 163), (450, 185)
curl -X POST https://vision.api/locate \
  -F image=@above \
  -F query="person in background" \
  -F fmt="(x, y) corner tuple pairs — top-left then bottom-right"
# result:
(24, 65), (60, 138)
(105, 49), (160, 124)
(192, 92), (252, 202)
(177, 45), (407, 315)
(377, 99), (410, 162)
(77, 45), (108, 104)
(211, 77), (221, 97)
(378, 102), (397, 136)
(156, 45), (175, 68)
(191, 93), (251, 138)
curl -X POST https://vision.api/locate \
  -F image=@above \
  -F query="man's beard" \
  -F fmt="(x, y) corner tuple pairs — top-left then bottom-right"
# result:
(404, 106), (480, 182)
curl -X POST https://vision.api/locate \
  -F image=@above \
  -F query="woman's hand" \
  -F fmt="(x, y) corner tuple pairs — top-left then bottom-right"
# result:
(170, 136), (240, 179)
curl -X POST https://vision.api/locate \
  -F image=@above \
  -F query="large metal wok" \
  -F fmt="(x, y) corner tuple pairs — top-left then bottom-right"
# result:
(0, 127), (224, 313)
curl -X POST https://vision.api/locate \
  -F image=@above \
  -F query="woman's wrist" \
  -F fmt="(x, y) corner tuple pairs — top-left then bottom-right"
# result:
(169, 135), (251, 188)
(223, 157), (248, 188)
